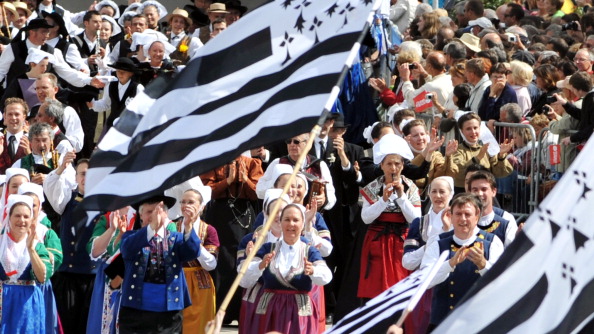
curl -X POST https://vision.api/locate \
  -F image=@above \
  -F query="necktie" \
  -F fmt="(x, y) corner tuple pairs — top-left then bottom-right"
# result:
(7, 135), (16, 160)
(319, 140), (326, 160)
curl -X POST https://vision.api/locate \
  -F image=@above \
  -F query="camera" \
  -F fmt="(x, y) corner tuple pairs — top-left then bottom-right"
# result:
(562, 21), (579, 31)
(426, 93), (433, 100)
(542, 105), (552, 114)
(546, 95), (558, 104)
(408, 64), (417, 70)
(508, 35), (517, 43)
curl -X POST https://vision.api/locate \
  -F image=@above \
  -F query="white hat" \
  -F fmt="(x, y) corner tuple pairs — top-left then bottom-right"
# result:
(373, 133), (414, 164)
(0, 175), (6, 186)
(137, 0), (168, 18)
(18, 183), (44, 204)
(5, 168), (30, 183)
(5, 194), (33, 217)
(362, 122), (379, 144)
(118, 9), (137, 26)
(131, 31), (175, 56)
(25, 48), (56, 65)
(270, 164), (309, 193)
(193, 186), (212, 208)
(95, 0), (120, 19)
(468, 17), (493, 30)
(431, 176), (455, 195)
(263, 188), (292, 214)
(102, 15), (122, 37)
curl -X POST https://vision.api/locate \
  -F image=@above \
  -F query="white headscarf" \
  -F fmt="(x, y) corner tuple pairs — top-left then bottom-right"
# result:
(263, 188), (292, 217)
(0, 195), (35, 282)
(0, 168), (30, 222)
(25, 48), (56, 65)
(95, 0), (121, 19)
(373, 133), (414, 164)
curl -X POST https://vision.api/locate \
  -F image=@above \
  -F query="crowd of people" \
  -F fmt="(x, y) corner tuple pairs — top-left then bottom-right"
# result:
(0, 0), (591, 333)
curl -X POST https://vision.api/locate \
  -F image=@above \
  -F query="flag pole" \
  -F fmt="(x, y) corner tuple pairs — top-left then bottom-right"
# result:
(207, 121), (323, 334)
(394, 251), (449, 328)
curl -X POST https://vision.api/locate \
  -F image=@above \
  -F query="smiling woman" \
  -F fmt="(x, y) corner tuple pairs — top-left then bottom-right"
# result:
(0, 195), (52, 333)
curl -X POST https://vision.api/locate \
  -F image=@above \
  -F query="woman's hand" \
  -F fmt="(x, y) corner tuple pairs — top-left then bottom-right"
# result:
(303, 257), (315, 275)
(445, 139), (458, 157)
(259, 251), (276, 270)
(27, 222), (37, 250)
(369, 77), (388, 93)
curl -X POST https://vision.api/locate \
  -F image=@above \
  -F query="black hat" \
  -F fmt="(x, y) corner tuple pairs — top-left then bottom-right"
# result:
(511, 50), (536, 66)
(225, 0), (247, 15)
(24, 18), (54, 31)
(41, 11), (68, 38)
(131, 194), (176, 212)
(109, 57), (140, 74)
(333, 113), (349, 128)
(189, 8), (210, 27)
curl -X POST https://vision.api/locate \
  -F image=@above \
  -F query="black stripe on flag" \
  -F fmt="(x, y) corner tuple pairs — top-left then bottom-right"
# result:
(126, 32), (360, 153)
(476, 274), (548, 334)
(114, 74), (338, 174)
(545, 276), (594, 334)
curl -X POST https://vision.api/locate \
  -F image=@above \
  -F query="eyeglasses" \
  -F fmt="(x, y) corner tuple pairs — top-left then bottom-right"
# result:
(285, 139), (306, 145)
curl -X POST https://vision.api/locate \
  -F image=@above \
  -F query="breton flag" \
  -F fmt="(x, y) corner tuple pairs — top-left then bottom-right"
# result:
(434, 136), (594, 333)
(327, 252), (448, 334)
(80, 0), (382, 216)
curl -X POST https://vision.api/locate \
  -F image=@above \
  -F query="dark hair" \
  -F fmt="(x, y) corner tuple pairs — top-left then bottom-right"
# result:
(561, 14), (580, 25)
(450, 193), (483, 216)
(547, 37), (569, 59)
(371, 122), (393, 140)
(76, 158), (90, 169)
(558, 59), (578, 77)
(581, 12), (594, 32)
(401, 119), (427, 136)
(453, 83), (472, 109)
(392, 109), (416, 127)
(280, 203), (304, 221)
(212, 18), (226, 26)
(444, 41), (467, 60)
(568, 71), (593, 92)
(466, 58), (486, 77)
(83, 10), (101, 22)
(467, 170), (497, 190)
(507, 3), (525, 21)
(9, 202), (31, 218)
(457, 112), (481, 130)
(466, 0), (484, 17)
(465, 163), (489, 176)
(477, 50), (499, 69)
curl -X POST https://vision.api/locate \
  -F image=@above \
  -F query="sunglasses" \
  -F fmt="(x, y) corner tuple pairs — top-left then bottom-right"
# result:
(285, 139), (305, 145)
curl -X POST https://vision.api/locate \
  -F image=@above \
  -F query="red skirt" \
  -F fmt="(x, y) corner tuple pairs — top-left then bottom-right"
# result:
(239, 282), (263, 334)
(358, 222), (411, 299)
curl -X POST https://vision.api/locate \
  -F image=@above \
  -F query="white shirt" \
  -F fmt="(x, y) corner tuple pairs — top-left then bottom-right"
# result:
(42, 164), (79, 215)
(401, 72), (453, 114)
(46, 37), (90, 73)
(62, 106), (85, 153)
(256, 157), (337, 210)
(361, 191), (421, 225)
(402, 208), (452, 271)
(0, 40), (92, 88)
(479, 210), (518, 247)
(421, 227), (504, 288)
(91, 80), (145, 113)
(178, 219), (217, 271)
(169, 31), (204, 59)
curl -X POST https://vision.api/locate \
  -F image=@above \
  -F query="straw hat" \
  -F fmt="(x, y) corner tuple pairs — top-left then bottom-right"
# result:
(167, 8), (192, 26)
(0, 2), (19, 20)
(12, 2), (31, 18)
(208, 3), (229, 13)
(459, 33), (481, 53)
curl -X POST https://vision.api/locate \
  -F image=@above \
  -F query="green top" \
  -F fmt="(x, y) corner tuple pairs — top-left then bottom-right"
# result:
(43, 228), (62, 275)
(40, 216), (52, 229)
(87, 214), (177, 258)
(33, 242), (52, 283)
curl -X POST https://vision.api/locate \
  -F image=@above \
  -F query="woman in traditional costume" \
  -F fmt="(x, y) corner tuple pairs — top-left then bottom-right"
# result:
(245, 203), (332, 334)
(176, 186), (220, 334)
(0, 194), (52, 333)
(358, 133), (422, 300)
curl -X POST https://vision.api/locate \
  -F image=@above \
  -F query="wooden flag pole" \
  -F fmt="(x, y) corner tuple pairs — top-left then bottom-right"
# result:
(206, 122), (323, 334)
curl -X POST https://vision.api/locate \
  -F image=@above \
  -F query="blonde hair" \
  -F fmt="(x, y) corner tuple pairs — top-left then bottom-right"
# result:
(397, 49), (421, 64)
(510, 60), (533, 87)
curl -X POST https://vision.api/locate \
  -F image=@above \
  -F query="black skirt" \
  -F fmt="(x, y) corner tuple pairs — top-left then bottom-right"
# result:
(118, 306), (182, 334)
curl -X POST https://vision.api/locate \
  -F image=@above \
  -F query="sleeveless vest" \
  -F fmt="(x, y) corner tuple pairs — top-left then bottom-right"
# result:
(106, 80), (139, 131)
(431, 230), (494, 325)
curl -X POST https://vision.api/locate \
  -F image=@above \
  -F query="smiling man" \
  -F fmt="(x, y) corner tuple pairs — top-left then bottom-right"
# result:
(0, 98), (30, 173)
(421, 193), (503, 329)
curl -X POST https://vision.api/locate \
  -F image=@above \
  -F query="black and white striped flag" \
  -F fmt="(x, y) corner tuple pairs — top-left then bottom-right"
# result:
(327, 252), (448, 334)
(80, 0), (381, 216)
(434, 135), (594, 333)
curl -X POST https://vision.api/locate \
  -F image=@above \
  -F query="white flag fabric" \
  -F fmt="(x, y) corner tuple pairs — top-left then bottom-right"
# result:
(328, 252), (448, 334)
(80, 0), (382, 217)
(434, 135), (594, 333)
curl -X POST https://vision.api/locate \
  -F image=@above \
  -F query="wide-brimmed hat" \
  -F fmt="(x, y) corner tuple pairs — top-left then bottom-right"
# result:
(41, 11), (68, 37)
(208, 3), (229, 13)
(109, 57), (139, 74)
(12, 2), (31, 18)
(95, 0), (120, 19)
(1, 2), (19, 21)
(225, 0), (247, 15)
(166, 8), (192, 26)
(24, 18), (54, 31)
(189, 9), (209, 27)
(332, 113), (349, 129)
(131, 194), (176, 212)
(459, 33), (481, 53)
